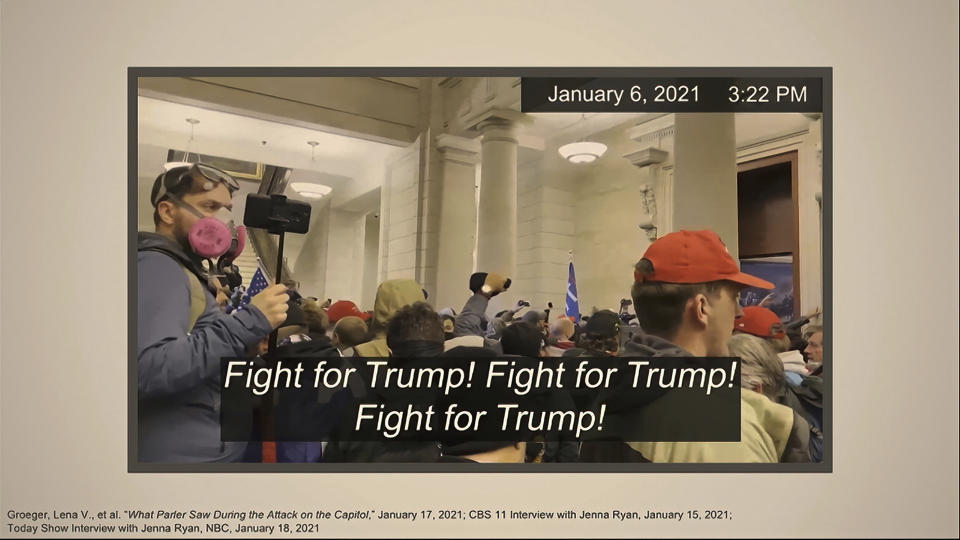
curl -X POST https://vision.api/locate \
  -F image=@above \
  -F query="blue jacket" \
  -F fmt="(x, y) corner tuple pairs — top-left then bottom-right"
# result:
(137, 233), (273, 462)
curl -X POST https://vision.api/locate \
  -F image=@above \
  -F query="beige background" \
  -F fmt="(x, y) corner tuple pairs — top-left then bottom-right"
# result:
(1, 0), (958, 537)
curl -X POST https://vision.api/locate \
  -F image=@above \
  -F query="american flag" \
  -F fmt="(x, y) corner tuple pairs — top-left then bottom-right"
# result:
(239, 262), (270, 308)
(565, 259), (580, 322)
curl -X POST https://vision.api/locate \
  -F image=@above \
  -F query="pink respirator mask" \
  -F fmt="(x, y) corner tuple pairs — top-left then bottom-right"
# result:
(172, 196), (245, 259)
(189, 217), (246, 259)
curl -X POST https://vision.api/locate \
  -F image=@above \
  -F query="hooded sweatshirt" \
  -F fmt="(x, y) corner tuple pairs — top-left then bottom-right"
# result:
(353, 279), (426, 358)
(137, 232), (273, 462)
(451, 293), (504, 353)
(616, 333), (800, 463)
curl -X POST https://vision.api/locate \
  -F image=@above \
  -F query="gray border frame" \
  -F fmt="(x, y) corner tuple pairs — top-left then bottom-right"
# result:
(129, 67), (832, 473)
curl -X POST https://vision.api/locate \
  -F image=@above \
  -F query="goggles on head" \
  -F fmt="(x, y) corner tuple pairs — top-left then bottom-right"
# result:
(151, 163), (239, 207)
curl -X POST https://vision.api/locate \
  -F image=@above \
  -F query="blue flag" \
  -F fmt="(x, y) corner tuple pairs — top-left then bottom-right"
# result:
(239, 265), (270, 308)
(565, 261), (580, 322)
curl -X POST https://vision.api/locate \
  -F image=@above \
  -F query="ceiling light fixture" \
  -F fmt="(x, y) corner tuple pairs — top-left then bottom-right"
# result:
(307, 140), (319, 161)
(290, 182), (332, 199)
(557, 114), (607, 164)
(558, 141), (608, 164)
(164, 118), (201, 170)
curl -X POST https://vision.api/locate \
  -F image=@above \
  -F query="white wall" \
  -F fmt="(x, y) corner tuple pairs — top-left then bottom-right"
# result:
(569, 119), (654, 313)
(378, 137), (422, 283)
(360, 213), (381, 310)
(515, 149), (579, 315)
(323, 209), (366, 304)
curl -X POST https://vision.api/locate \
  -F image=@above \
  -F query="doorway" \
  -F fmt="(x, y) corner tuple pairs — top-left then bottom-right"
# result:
(737, 151), (800, 320)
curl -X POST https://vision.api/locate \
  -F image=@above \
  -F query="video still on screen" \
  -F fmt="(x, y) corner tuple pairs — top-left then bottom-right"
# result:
(133, 70), (829, 471)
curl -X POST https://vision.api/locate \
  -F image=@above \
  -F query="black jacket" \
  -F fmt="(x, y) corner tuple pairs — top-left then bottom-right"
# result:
(322, 342), (452, 463)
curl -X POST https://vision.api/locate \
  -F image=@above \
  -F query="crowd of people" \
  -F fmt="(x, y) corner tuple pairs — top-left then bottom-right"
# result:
(138, 163), (826, 464)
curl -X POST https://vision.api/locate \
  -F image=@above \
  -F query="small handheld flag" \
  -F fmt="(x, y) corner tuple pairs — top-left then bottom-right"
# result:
(565, 252), (580, 322)
(239, 260), (270, 308)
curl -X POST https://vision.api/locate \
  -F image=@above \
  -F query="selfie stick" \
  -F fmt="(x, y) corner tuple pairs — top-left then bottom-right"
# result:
(266, 230), (286, 352)
(264, 195), (291, 354)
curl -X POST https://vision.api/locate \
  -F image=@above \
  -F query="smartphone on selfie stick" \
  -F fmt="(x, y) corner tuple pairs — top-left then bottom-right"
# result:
(243, 193), (312, 353)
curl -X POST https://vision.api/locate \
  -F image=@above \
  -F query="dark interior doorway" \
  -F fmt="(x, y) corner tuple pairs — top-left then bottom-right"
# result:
(737, 151), (800, 319)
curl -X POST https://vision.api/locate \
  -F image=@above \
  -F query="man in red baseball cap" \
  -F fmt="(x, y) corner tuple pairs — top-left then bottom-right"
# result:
(627, 229), (773, 357)
(734, 305), (808, 383)
(735, 306), (790, 351)
(580, 230), (811, 463)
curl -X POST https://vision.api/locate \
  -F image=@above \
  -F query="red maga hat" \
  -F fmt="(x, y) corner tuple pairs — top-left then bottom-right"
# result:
(735, 306), (786, 339)
(634, 230), (774, 289)
(326, 300), (371, 323)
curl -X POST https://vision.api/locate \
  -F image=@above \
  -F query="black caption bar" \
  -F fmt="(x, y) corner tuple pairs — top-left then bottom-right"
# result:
(221, 356), (740, 443)
(521, 77), (822, 113)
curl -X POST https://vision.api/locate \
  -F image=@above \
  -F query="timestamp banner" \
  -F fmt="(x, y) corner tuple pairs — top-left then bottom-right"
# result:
(521, 77), (823, 113)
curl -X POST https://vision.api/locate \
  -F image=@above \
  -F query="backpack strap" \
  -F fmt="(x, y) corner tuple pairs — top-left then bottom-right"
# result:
(139, 243), (210, 332)
(182, 266), (207, 332)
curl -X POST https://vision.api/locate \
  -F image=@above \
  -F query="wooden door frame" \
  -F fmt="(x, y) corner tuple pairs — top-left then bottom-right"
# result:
(737, 150), (800, 318)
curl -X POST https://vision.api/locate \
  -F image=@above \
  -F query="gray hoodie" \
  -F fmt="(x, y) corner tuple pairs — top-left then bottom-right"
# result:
(137, 232), (273, 462)
(452, 293), (503, 353)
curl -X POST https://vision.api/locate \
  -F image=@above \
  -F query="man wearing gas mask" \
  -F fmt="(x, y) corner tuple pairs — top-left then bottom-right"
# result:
(137, 163), (290, 463)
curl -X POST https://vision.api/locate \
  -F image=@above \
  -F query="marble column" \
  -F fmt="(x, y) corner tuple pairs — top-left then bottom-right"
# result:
(475, 115), (519, 279)
(434, 134), (480, 311)
(671, 113), (739, 257)
(458, 108), (529, 314)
